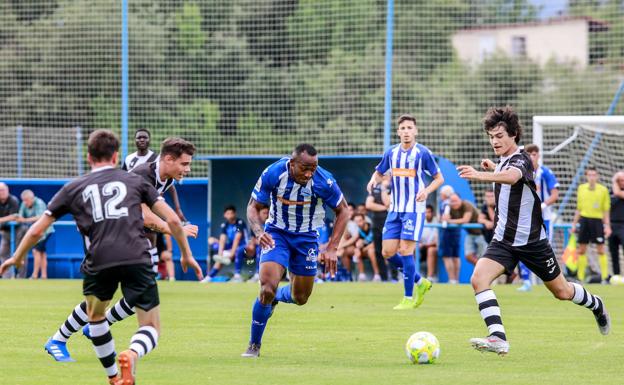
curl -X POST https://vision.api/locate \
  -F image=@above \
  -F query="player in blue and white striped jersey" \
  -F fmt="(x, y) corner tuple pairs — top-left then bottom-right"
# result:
(242, 143), (350, 358)
(367, 114), (444, 310)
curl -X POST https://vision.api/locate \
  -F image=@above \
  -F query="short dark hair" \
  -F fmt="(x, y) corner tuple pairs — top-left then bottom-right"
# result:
(397, 114), (416, 126)
(88, 129), (120, 162)
(161, 137), (195, 158)
(483, 106), (522, 144)
(294, 143), (317, 157)
(224, 205), (236, 213)
(135, 129), (151, 138)
(353, 213), (365, 220)
(348, 202), (356, 208)
(586, 166), (598, 173)
(426, 204), (434, 212)
(525, 143), (539, 153)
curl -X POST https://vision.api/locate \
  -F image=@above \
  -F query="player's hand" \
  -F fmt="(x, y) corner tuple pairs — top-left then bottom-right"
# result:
(366, 179), (375, 194)
(604, 224), (612, 238)
(0, 256), (22, 275)
(257, 231), (275, 250)
(416, 190), (428, 202)
(182, 224), (199, 238)
(181, 255), (204, 281)
(320, 247), (338, 278)
(481, 159), (496, 171)
(457, 165), (480, 180)
(176, 210), (187, 223)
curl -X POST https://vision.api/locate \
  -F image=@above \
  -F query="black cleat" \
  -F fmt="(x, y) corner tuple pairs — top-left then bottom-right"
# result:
(594, 297), (610, 335)
(241, 343), (261, 358)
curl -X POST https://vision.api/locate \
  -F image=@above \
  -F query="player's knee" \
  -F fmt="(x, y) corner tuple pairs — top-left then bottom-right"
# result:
(292, 292), (309, 306)
(552, 285), (573, 301)
(470, 272), (485, 292)
(259, 285), (277, 304)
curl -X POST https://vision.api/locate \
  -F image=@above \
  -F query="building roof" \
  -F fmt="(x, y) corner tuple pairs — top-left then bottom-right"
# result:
(455, 16), (609, 34)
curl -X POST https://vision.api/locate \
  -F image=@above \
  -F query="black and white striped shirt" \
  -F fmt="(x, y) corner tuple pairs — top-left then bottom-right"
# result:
(493, 148), (546, 246)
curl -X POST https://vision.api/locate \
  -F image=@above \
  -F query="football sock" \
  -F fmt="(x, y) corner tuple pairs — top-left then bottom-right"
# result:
(89, 319), (118, 378)
(571, 282), (604, 316)
(130, 326), (159, 359)
(475, 289), (506, 341)
(52, 301), (88, 342)
(105, 298), (135, 325)
(208, 267), (220, 278)
(598, 253), (608, 280)
(250, 298), (273, 345)
(235, 248), (245, 275)
(387, 255), (403, 269)
(577, 254), (588, 281)
(274, 285), (295, 304)
(401, 254), (416, 297)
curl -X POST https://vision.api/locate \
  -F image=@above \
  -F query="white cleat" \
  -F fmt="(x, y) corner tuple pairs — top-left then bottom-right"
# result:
(470, 336), (510, 355)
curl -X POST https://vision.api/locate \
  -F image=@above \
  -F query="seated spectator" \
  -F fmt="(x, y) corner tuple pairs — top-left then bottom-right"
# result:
(337, 203), (359, 280)
(17, 190), (54, 279)
(245, 206), (269, 283)
(420, 205), (438, 282)
(0, 183), (22, 279)
(352, 213), (381, 281)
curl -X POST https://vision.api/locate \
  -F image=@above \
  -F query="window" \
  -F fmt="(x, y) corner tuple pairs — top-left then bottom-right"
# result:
(511, 36), (526, 58)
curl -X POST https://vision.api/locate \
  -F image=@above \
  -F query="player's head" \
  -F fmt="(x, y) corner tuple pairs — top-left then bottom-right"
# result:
(484, 188), (495, 207)
(87, 129), (120, 167)
(290, 143), (318, 185)
(259, 206), (269, 223)
(449, 193), (462, 209)
(585, 166), (599, 185)
(135, 129), (151, 152)
(525, 143), (540, 169)
(0, 182), (9, 201)
(356, 203), (367, 216)
(353, 213), (366, 228)
(440, 185), (454, 200)
(347, 202), (356, 219)
(160, 137), (196, 181)
(483, 106), (522, 156)
(223, 205), (237, 222)
(396, 114), (417, 145)
(20, 189), (35, 208)
(614, 170), (624, 189)
(425, 204), (435, 221)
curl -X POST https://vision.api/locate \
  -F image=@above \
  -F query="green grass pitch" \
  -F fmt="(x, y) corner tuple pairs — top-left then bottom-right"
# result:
(1, 280), (621, 385)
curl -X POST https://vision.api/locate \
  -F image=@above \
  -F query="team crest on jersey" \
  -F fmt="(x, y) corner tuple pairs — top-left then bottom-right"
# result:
(306, 248), (317, 262)
(326, 178), (333, 187)
(408, 155), (416, 162)
(404, 219), (415, 231)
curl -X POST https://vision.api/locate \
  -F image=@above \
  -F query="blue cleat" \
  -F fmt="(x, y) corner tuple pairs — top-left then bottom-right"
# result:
(44, 338), (75, 362)
(82, 324), (91, 340)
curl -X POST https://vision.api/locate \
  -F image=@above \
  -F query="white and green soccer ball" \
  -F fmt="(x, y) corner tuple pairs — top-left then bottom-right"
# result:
(609, 274), (624, 285)
(405, 332), (440, 364)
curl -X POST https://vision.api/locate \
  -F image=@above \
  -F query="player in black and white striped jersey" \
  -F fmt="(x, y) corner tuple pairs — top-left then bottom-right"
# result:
(458, 106), (610, 356)
(121, 129), (159, 172)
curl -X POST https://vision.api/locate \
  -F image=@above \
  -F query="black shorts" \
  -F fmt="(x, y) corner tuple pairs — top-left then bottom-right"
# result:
(578, 217), (605, 244)
(482, 239), (561, 282)
(83, 263), (159, 311)
(33, 234), (51, 253)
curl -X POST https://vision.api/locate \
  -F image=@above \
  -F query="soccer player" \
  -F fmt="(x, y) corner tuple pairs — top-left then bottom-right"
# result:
(516, 144), (560, 291)
(121, 129), (158, 171)
(571, 167), (611, 283)
(458, 106), (610, 355)
(241, 143), (349, 357)
(0, 130), (202, 385)
(609, 171), (624, 277)
(43, 138), (199, 362)
(366, 114), (444, 309)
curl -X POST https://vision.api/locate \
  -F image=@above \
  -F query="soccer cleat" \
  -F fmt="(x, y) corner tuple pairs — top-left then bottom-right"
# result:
(199, 275), (212, 283)
(414, 278), (433, 307)
(117, 350), (137, 385)
(230, 274), (244, 283)
(44, 338), (75, 362)
(358, 273), (367, 282)
(593, 297), (610, 335)
(82, 324), (92, 340)
(470, 336), (510, 355)
(108, 376), (120, 385)
(372, 274), (382, 282)
(393, 297), (417, 310)
(241, 343), (261, 358)
(517, 282), (532, 292)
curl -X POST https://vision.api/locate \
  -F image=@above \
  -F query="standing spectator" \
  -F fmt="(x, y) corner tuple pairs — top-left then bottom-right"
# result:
(17, 190), (54, 279)
(479, 189), (496, 244)
(609, 171), (624, 277)
(0, 182), (20, 279)
(365, 177), (390, 280)
(419, 205), (438, 282)
(571, 167), (611, 283)
(352, 213), (381, 281)
(440, 193), (469, 284)
(444, 194), (485, 280)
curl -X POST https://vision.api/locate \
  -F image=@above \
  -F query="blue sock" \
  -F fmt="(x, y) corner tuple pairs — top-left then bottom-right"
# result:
(519, 262), (531, 282)
(387, 255), (403, 269)
(208, 267), (220, 278)
(401, 255), (416, 297)
(274, 285), (295, 304)
(234, 248), (245, 274)
(250, 298), (273, 345)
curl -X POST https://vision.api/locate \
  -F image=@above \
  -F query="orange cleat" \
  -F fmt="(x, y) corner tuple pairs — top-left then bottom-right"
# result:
(116, 350), (137, 385)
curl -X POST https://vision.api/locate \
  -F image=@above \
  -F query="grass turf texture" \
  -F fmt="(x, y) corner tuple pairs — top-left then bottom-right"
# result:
(1, 280), (621, 385)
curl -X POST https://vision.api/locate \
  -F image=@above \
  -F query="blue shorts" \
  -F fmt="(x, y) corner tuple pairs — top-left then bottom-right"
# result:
(439, 229), (460, 257)
(260, 227), (318, 276)
(382, 212), (425, 242)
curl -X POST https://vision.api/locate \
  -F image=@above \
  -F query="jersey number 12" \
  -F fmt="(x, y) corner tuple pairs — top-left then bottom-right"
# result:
(82, 182), (129, 222)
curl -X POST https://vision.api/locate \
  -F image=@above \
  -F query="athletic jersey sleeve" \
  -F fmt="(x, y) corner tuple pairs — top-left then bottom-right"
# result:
(602, 185), (611, 213)
(236, 219), (247, 233)
(139, 177), (163, 207)
(421, 147), (440, 177)
(317, 172), (343, 209)
(542, 167), (559, 192)
(45, 185), (71, 219)
(220, 222), (227, 235)
(251, 167), (274, 205)
(375, 148), (392, 175)
(506, 154), (532, 183)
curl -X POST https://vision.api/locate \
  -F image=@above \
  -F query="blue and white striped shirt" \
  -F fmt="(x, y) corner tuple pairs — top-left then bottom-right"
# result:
(375, 143), (440, 213)
(251, 158), (344, 234)
(535, 165), (559, 221)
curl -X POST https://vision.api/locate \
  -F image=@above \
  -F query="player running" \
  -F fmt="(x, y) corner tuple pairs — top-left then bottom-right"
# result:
(0, 130), (202, 385)
(458, 106), (610, 355)
(242, 143), (350, 358)
(367, 114), (444, 309)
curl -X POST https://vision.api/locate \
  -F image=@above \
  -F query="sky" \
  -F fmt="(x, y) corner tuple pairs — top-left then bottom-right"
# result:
(530, 0), (569, 19)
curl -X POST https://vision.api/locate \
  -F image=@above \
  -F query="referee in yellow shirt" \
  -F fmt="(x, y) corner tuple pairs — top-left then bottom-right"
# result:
(572, 166), (612, 282)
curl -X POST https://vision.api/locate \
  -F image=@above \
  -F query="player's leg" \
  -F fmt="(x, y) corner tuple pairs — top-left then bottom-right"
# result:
(31, 249), (41, 279)
(365, 244), (381, 281)
(232, 245), (246, 282)
(82, 297), (136, 340)
(354, 241), (367, 281)
(276, 233), (319, 305)
(426, 245), (437, 281)
(596, 243), (609, 283)
(40, 250), (48, 279)
(46, 301), (89, 361)
(608, 225), (622, 276)
(469, 243), (513, 355)
(577, 218), (591, 281)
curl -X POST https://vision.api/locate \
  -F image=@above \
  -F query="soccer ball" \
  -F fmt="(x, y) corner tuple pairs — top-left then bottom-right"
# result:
(609, 275), (624, 285)
(405, 332), (440, 364)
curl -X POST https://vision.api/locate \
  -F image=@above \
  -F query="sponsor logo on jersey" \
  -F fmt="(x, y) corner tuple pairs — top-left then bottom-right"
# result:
(277, 196), (311, 205)
(306, 248), (317, 262)
(404, 219), (415, 231)
(392, 168), (416, 178)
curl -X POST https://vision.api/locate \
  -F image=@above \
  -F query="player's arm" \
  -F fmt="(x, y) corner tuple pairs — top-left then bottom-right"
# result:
(0, 214), (55, 274)
(324, 199), (350, 277)
(217, 234), (227, 255)
(447, 210), (472, 225)
(229, 232), (243, 256)
(367, 171), (385, 194)
(417, 172), (444, 202)
(365, 195), (387, 212)
(543, 188), (559, 208)
(571, 210), (581, 234)
(478, 212), (494, 229)
(167, 185), (187, 222)
(141, 204), (197, 238)
(247, 197), (274, 249)
(457, 166), (521, 185)
(150, 200), (203, 280)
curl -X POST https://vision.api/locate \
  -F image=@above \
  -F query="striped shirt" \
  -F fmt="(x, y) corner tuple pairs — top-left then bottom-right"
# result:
(534, 165), (559, 221)
(375, 143), (440, 213)
(493, 148), (546, 246)
(251, 158), (344, 234)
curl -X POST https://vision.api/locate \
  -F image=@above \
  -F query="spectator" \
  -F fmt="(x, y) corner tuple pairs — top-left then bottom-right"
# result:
(0, 183), (20, 279)
(479, 189), (496, 244)
(440, 193), (463, 284)
(337, 203), (360, 280)
(17, 190), (54, 279)
(352, 213), (381, 281)
(609, 171), (624, 277)
(572, 166), (611, 283)
(157, 234), (175, 281)
(366, 177), (391, 280)
(437, 185), (455, 282)
(419, 205), (438, 282)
